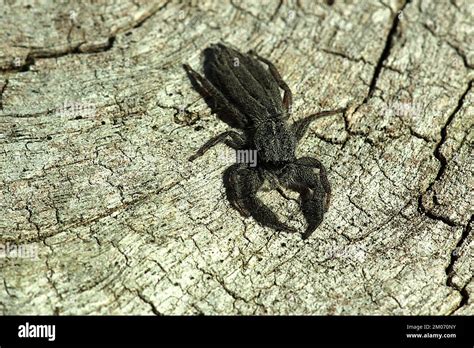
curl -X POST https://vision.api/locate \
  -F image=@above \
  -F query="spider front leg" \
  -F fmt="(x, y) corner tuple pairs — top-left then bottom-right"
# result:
(296, 157), (331, 210)
(291, 108), (346, 141)
(223, 164), (297, 233)
(188, 131), (246, 161)
(279, 157), (331, 239)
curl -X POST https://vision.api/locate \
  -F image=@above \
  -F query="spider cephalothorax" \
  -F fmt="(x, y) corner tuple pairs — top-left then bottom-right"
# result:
(184, 44), (345, 239)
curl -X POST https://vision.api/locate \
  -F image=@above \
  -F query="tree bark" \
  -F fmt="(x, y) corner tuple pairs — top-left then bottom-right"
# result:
(0, 0), (472, 315)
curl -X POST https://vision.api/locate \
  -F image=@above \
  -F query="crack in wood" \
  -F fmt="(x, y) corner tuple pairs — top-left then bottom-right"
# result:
(446, 216), (472, 314)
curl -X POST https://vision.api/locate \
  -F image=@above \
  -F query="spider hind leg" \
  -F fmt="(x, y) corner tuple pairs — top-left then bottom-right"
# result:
(223, 164), (297, 233)
(279, 157), (331, 239)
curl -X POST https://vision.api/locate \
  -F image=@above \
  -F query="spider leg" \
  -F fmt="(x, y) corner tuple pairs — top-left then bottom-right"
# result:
(291, 108), (345, 141)
(279, 157), (331, 239)
(248, 50), (293, 114)
(188, 131), (246, 161)
(223, 164), (297, 233)
(183, 64), (248, 128)
(296, 157), (331, 209)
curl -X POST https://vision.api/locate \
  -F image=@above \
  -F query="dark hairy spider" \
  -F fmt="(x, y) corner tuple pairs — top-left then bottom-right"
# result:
(184, 43), (345, 239)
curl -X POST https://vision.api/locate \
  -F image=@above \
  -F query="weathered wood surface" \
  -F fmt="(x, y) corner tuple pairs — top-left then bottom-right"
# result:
(0, 0), (472, 315)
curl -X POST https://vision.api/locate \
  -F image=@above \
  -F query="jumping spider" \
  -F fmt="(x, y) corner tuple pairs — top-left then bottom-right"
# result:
(184, 44), (345, 239)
